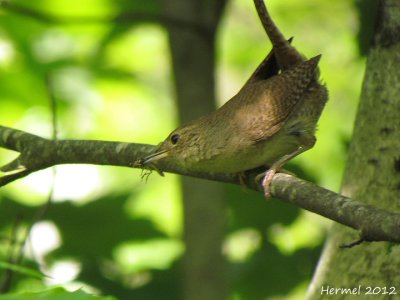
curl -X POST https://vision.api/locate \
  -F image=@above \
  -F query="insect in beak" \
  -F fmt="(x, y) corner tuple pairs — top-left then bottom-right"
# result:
(133, 149), (169, 177)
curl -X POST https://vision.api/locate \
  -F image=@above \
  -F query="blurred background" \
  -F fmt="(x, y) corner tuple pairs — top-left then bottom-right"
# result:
(0, 0), (372, 299)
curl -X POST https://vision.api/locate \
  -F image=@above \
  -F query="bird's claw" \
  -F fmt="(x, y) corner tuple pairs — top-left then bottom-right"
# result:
(261, 169), (276, 199)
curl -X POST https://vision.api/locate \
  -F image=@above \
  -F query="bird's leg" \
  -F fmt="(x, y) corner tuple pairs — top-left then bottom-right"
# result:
(255, 167), (294, 183)
(261, 147), (306, 198)
(238, 170), (261, 191)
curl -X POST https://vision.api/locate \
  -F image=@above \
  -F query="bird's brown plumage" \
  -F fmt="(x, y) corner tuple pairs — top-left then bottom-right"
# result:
(140, 0), (328, 179)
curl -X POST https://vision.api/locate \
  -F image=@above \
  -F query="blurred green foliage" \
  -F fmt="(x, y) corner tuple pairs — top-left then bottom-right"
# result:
(0, 287), (117, 300)
(0, 0), (368, 299)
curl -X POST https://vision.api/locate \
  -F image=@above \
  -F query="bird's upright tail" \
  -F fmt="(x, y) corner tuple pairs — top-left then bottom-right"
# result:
(253, 0), (304, 70)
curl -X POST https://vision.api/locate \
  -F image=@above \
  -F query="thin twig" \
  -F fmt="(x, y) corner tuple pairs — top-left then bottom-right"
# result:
(0, 75), (59, 290)
(0, 215), (23, 293)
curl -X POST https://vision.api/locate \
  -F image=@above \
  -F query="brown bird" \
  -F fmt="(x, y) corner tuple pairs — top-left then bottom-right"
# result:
(139, 0), (328, 197)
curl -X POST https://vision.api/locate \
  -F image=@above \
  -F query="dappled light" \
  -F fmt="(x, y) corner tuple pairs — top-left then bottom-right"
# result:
(0, 0), (370, 299)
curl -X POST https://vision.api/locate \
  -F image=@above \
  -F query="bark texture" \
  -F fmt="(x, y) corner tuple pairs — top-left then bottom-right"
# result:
(308, 0), (400, 298)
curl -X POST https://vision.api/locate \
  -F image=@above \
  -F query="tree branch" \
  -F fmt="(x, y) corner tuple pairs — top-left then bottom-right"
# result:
(1, 125), (400, 244)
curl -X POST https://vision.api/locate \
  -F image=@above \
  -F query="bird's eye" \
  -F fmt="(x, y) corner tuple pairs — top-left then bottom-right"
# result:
(170, 133), (180, 145)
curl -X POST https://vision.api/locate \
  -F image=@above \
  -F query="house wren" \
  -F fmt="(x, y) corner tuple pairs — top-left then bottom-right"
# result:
(139, 0), (328, 196)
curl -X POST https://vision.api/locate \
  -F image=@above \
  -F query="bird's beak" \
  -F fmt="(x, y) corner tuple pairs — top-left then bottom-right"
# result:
(142, 149), (169, 165)
(133, 149), (169, 177)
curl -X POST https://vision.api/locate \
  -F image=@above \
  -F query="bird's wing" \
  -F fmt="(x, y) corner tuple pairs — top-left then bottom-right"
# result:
(235, 56), (322, 143)
(236, 95), (290, 143)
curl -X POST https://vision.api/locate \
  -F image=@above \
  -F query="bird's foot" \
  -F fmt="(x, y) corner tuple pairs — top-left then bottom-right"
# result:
(255, 168), (294, 199)
(238, 172), (248, 188)
(261, 168), (277, 199)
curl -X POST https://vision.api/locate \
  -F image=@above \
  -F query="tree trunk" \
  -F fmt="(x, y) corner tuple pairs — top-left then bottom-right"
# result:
(308, 0), (400, 298)
(162, 0), (228, 299)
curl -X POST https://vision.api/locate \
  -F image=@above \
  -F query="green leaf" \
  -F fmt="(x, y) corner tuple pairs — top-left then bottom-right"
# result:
(0, 261), (46, 280)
